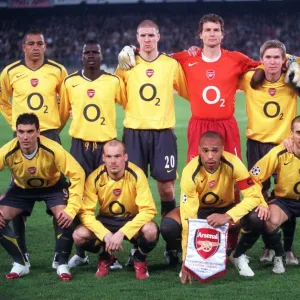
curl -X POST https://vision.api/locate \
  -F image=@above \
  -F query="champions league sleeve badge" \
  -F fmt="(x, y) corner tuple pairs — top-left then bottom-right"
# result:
(185, 219), (229, 283)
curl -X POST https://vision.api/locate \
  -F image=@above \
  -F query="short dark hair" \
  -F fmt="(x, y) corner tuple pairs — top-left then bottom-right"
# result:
(199, 131), (223, 145)
(103, 139), (126, 154)
(291, 115), (300, 131)
(22, 29), (44, 44)
(199, 14), (224, 35)
(260, 40), (286, 59)
(16, 113), (40, 131)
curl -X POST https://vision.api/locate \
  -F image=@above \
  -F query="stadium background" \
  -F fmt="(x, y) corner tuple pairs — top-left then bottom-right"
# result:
(0, 0), (300, 299)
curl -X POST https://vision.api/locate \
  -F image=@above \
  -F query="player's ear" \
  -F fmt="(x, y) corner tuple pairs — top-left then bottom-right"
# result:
(156, 33), (160, 42)
(124, 153), (128, 162)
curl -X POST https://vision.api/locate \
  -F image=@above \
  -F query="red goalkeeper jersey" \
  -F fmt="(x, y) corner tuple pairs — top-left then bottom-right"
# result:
(172, 49), (260, 119)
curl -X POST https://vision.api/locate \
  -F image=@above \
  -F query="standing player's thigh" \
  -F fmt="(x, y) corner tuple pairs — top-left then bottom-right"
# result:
(70, 137), (94, 177)
(92, 142), (105, 173)
(41, 129), (61, 144)
(122, 128), (149, 176)
(150, 129), (177, 181)
(222, 117), (241, 159)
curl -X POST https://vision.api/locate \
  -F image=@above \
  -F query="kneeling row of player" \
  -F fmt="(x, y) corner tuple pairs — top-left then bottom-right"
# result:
(0, 113), (299, 281)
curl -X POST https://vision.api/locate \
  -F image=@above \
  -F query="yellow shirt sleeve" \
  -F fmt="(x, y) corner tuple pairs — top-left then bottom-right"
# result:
(0, 68), (13, 126)
(58, 80), (71, 131)
(174, 62), (189, 101)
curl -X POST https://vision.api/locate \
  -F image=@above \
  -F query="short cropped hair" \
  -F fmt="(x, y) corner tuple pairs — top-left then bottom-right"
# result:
(137, 19), (159, 34)
(16, 113), (40, 131)
(198, 14), (224, 34)
(199, 131), (223, 145)
(22, 29), (44, 44)
(260, 40), (286, 59)
(291, 115), (300, 131)
(103, 139), (126, 154)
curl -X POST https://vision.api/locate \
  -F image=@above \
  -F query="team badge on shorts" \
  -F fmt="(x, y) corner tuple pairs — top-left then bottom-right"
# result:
(194, 228), (220, 260)
(113, 188), (122, 197)
(268, 88), (276, 96)
(146, 69), (154, 78)
(28, 167), (36, 174)
(87, 89), (95, 98)
(206, 70), (215, 80)
(31, 79), (39, 87)
(251, 165), (261, 176)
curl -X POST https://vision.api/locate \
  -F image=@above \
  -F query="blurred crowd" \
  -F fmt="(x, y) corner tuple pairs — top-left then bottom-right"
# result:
(0, 11), (300, 71)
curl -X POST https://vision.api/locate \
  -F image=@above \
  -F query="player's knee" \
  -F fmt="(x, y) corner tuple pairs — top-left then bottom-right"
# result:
(241, 210), (264, 232)
(265, 215), (281, 232)
(158, 181), (175, 200)
(141, 222), (159, 242)
(160, 217), (181, 242)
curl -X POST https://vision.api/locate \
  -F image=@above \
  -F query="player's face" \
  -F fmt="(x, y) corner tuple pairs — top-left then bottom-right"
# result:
(22, 34), (46, 63)
(199, 137), (223, 173)
(292, 122), (300, 149)
(16, 124), (40, 154)
(261, 48), (283, 77)
(200, 22), (223, 48)
(82, 44), (102, 70)
(137, 27), (160, 54)
(103, 145), (128, 178)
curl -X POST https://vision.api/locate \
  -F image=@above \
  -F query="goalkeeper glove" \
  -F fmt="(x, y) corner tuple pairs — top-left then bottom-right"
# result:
(118, 45), (137, 70)
(285, 60), (300, 88)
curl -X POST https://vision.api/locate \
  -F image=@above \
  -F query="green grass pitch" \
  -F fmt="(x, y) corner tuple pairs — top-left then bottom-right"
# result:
(0, 93), (299, 300)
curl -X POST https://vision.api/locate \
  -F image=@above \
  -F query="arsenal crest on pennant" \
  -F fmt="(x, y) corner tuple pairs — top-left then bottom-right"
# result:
(206, 70), (215, 80)
(87, 89), (95, 98)
(31, 79), (39, 87)
(146, 69), (154, 78)
(194, 228), (220, 259)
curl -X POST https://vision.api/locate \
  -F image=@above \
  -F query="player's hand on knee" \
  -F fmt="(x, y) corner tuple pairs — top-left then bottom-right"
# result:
(180, 263), (193, 284)
(282, 137), (294, 153)
(0, 210), (6, 229)
(255, 205), (270, 221)
(57, 210), (73, 228)
(118, 45), (136, 70)
(187, 46), (200, 57)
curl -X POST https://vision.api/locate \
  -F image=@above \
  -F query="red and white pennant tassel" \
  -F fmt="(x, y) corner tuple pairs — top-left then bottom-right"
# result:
(185, 219), (229, 283)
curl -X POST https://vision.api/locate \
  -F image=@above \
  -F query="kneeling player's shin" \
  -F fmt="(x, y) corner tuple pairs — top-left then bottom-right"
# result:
(135, 229), (159, 262)
(12, 214), (28, 255)
(80, 239), (102, 254)
(282, 217), (296, 252)
(56, 224), (76, 265)
(160, 217), (182, 252)
(263, 228), (284, 256)
(0, 220), (25, 265)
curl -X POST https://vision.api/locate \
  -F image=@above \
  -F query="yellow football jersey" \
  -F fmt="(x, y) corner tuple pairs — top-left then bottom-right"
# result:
(79, 161), (157, 240)
(239, 71), (298, 144)
(180, 151), (265, 259)
(250, 144), (300, 200)
(115, 53), (189, 130)
(0, 59), (68, 131)
(0, 136), (85, 218)
(60, 70), (127, 142)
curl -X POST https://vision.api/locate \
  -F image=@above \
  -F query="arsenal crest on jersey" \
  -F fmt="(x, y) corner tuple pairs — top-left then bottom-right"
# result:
(194, 228), (220, 260)
(31, 79), (39, 87)
(113, 188), (122, 197)
(208, 180), (216, 188)
(87, 89), (95, 98)
(206, 70), (215, 80)
(146, 69), (154, 78)
(268, 88), (276, 96)
(28, 167), (36, 174)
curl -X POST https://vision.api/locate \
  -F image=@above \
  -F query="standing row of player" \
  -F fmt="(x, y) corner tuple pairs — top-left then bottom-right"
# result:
(0, 13), (299, 281)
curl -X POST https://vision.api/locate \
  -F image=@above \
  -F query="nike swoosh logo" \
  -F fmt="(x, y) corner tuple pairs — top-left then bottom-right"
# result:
(284, 162), (291, 165)
(14, 161), (22, 165)
(188, 62), (198, 67)
(16, 74), (24, 78)
(201, 178), (205, 183)
(100, 183), (107, 187)
(167, 169), (174, 173)
(72, 84), (79, 88)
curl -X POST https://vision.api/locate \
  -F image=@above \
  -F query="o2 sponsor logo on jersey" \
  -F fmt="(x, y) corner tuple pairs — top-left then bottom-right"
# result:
(146, 69), (154, 78)
(206, 70), (215, 80)
(28, 167), (36, 174)
(268, 88), (276, 96)
(202, 86), (225, 107)
(113, 188), (122, 197)
(194, 228), (220, 259)
(87, 89), (95, 98)
(31, 79), (39, 87)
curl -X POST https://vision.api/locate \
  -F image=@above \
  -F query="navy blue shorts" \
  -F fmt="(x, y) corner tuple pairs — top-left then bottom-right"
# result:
(247, 139), (277, 191)
(0, 181), (68, 216)
(197, 205), (235, 219)
(122, 128), (177, 181)
(70, 137), (104, 177)
(272, 198), (300, 219)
